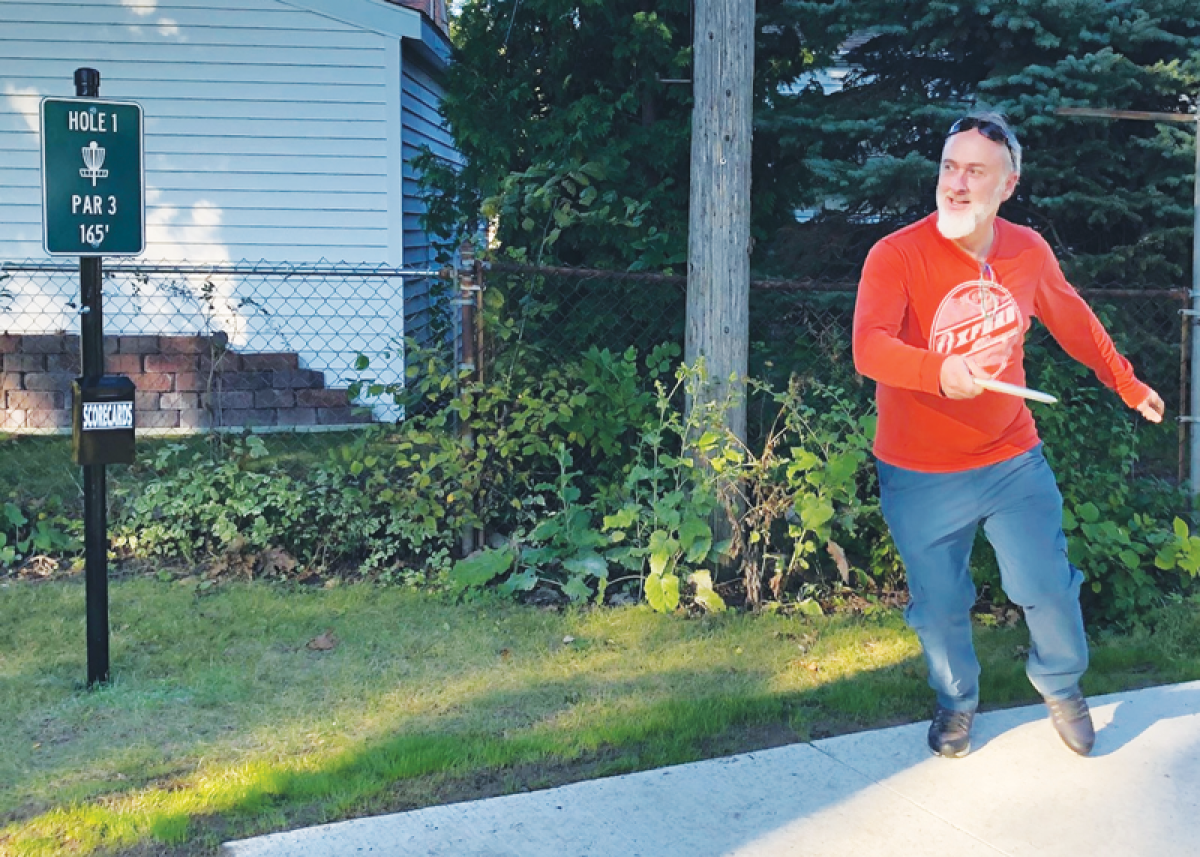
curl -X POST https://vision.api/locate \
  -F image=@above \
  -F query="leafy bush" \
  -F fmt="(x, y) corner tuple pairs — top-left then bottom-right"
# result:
(982, 338), (1196, 625)
(446, 360), (726, 610)
(0, 496), (81, 574)
(114, 433), (465, 578)
(90, 319), (1195, 627)
(446, 366), (882, 614)
(116, 436), (325, 569)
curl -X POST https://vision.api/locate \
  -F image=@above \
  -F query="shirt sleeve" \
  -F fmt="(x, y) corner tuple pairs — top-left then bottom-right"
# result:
(1031, 242), (1152, 409)
(853, 239), (947, 396)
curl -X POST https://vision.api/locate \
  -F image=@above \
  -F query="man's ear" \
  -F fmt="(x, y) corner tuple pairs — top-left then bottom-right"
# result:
(1002, 171), (1020, 201)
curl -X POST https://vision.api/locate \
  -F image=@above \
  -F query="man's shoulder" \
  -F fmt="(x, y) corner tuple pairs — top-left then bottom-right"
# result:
(865, 215), (938, 267)
(876, 214), (938, 250)
(997, 217), (1053, 253)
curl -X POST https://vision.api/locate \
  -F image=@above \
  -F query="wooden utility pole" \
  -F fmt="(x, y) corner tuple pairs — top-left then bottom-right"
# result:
(686, 0), (755, 444)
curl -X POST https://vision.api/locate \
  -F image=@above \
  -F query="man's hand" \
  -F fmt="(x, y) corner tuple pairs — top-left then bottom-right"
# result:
(939, 354), (984, 400)
(1137, 389), (1165, 424)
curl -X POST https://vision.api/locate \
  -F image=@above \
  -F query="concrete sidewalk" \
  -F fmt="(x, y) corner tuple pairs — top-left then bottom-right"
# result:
(224, 680), (1200, 857)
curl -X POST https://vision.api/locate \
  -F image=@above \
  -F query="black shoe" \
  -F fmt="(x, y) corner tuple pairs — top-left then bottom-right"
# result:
(928, 705), (975, 758)
(1044, 689), (1095, 756)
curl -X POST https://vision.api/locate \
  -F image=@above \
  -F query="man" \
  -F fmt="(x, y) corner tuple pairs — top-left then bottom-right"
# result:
(852, 112), (1165, 758)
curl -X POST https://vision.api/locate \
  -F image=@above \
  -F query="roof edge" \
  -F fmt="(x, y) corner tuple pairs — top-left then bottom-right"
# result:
(278, 0), (422, 41)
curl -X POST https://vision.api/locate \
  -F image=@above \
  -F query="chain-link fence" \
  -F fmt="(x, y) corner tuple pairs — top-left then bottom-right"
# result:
(1, 259), (456, 511)
(0, 252), (1188, 577)
(479, 261), (1190, 482)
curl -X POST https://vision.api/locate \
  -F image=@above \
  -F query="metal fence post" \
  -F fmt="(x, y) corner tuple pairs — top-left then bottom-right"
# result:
(457, 242), (482, 555)
(1190, 112), (1200, 495)
(473, 257), (485, 386)
(1180, 299), (1190, 485)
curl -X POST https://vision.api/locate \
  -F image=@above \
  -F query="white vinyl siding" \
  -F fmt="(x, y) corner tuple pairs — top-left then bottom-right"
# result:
(0, 0), (401, 264)
(0, 0), (454, 419)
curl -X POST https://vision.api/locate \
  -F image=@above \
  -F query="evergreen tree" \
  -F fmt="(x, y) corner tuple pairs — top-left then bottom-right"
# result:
(424, 1), (1198, 282)
(421, 0), (816, 270)
(765, 0), (1200, 284)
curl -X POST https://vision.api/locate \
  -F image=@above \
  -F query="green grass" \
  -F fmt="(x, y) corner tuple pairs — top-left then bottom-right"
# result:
(0, 435), (79, 501)
(2, 579), (1200, 856)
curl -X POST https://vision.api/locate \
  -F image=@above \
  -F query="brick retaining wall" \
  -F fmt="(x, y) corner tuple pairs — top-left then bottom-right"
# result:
(1, 333), (373, 432)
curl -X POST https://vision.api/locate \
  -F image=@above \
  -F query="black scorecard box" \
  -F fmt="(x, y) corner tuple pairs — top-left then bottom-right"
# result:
(72, 375), (136, 465)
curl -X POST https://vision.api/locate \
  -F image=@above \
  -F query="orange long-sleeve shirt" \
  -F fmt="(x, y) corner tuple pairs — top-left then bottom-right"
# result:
(853, 214), (1151, 472)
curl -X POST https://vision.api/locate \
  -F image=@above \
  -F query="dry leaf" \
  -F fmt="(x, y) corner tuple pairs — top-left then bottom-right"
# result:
(260, 547), (298, 578)
(768, 568), (786, 600)
(826, 540), (852, 584)
(306, 630), (338, 652)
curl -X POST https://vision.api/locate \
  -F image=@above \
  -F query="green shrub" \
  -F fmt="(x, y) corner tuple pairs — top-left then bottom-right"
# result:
(0, 496), (82, 573)
(97, 321), (1196, 627)
(447, 360), (726, 610)
(995, 341), (1194, 625)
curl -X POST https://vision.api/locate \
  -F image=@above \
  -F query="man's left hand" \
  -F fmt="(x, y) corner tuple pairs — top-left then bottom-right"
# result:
(1137, 389), (1165, 424)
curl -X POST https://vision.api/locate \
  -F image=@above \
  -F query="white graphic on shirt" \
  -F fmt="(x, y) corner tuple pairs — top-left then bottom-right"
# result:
(928, 275), (1023, 379)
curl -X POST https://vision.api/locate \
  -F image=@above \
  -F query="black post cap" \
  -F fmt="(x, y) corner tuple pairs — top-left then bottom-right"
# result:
(74, 68), (101, 96)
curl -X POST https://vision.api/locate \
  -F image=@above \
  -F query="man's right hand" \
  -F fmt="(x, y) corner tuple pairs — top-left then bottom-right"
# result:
(939, 354), (984, 400)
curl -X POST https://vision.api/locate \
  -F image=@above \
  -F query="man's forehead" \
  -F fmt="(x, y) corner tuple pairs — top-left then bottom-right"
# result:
(941, 130), (1010, 167)
(940, 155), (996, 169)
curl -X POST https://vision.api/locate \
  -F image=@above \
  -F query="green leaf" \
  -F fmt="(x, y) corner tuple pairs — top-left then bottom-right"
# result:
(796, 598), (824, 617)
(644, 572), (665, 612)
(4, 503), (27, 528)
(648, 529), (677, 577)
(678, 517), (712, 563)
(531, 517), (561, 542)
(1077, 502), (1101, 524)
(1174, 517), (1190, 540)
(602, 506), (638, 530)
(1118, 549), (1140, 570)
(696, 430), (722, 451)
(563, 550), (608, 580)
(562, 576), (593, 602)
(497, 567), (539, 595)
(789, 448), (819, 471)
(797, 494), (835, 534)
(825, 451), (860, 487)
(688, 570), (726, 613)
(448, 548), (514, 593)
(645, 571), (680, 613)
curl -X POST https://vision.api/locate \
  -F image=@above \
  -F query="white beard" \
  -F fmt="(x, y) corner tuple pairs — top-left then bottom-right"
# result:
(936, 204), (980, 239)
(936, 184), (1005, 240)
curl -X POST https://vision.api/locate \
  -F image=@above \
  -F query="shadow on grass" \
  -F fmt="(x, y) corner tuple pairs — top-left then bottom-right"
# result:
(179, 659), (935, 855)
(5, 586), (1199, 857)
(2, 643), (931, 856)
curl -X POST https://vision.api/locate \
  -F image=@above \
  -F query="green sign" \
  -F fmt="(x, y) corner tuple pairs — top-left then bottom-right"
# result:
(40, 97), (145, 257)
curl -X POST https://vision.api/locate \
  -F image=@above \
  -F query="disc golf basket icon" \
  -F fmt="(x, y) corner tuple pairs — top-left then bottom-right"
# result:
(80, 141), (109, 187)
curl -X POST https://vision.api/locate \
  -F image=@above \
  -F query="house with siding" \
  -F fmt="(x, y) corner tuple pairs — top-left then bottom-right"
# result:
(0, 0), (460, 431)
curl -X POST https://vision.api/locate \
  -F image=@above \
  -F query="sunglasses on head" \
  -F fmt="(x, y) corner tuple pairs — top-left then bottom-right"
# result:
(947, 116), (1017, 166)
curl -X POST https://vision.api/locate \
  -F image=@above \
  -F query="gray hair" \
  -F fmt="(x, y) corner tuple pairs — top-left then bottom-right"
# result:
(951, 111), (1022, 175)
